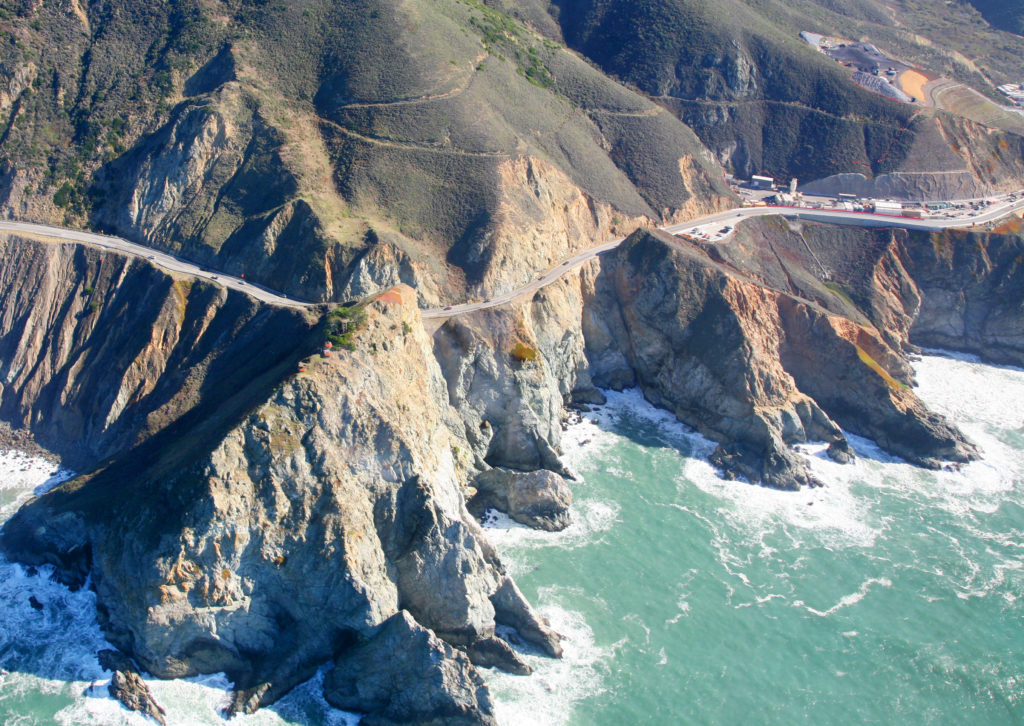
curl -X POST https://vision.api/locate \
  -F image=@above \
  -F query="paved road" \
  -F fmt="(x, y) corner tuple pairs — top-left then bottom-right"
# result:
(4, 195), (1023, 319)
(0, 220), (309, 308)
(422, 197), (1024, 319)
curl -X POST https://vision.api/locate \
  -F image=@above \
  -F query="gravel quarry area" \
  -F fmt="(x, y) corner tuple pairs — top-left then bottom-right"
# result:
(852, 71), (912, 102)
(822, 42), (912, 77)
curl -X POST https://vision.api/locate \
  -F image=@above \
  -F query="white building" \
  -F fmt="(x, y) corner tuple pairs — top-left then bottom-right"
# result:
(874, 200), (903, 214)
(998, 84), (1024, 106)
(751, 175), (775, 189)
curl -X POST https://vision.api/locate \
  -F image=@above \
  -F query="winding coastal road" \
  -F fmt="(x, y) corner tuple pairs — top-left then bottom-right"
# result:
(419, 195), (1024, 319)
(0, 219), (310, 309)
(3, 194), (1023, 319)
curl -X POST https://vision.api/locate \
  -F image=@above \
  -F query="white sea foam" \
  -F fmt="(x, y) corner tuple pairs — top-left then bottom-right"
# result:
(488, 591), (615, 726)
(481, 497), (621, 572)
(0, 450), (70, 491)
(794, 576), (893, 617)
(492, 353), (1024, 724)
(0, 451), (357, 726)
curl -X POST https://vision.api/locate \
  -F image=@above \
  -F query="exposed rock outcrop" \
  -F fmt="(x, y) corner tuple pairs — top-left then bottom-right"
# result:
(903, 228), (1024, 367)
(1, 284), (559, 716)
(581, 226), (976, 487)
(98, 649), (167, 726)
(432, 300), (588, 476)
(469, 468), (572, 531)
(324, 610), (497, 726)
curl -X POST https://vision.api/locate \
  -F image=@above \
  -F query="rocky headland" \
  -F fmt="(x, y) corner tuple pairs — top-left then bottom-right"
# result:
(3, 212), (1023, 721)
(1, 1), (1024, 722)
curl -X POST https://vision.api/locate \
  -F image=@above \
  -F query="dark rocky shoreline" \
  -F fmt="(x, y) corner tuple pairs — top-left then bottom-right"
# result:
(1, 219), (1023, 724)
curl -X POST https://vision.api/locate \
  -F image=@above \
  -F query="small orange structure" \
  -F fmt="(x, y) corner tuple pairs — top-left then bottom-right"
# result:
(297, 363), (307, 373)
(324, 341), (334, 349)
(322, 350), (332, 358)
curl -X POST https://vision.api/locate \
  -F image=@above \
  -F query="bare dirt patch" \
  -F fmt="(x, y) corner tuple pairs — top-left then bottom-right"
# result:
(897, 70), (934, 103)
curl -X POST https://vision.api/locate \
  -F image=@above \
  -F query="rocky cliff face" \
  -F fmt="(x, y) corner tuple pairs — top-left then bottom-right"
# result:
(0, 233), (315, 469)
(2, 282), (558, 720)
(1, 217), (1022, 723)
(425, 217), (992, 491)
(580, 226), (977, 485)
(92, 82), (354, 304)
(902, 227), (1024, 367)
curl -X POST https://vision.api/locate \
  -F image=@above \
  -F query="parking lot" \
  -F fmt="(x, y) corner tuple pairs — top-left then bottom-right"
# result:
(823, 42), (912, 78)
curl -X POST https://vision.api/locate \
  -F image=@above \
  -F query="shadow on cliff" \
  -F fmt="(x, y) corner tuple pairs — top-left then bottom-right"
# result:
(1, 299), (325, 574)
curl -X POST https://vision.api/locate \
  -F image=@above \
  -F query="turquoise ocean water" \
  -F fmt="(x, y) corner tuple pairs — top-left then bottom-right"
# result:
(487, 353), (1024, 725)
(1, 351), (1022, 724)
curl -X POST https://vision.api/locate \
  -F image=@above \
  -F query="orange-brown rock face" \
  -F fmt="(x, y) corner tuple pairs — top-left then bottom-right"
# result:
(583, 226), (976, 489)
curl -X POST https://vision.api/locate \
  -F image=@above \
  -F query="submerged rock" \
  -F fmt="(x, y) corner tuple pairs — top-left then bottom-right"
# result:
(324, 611), (498, 726)
(469, 468), (572, 531)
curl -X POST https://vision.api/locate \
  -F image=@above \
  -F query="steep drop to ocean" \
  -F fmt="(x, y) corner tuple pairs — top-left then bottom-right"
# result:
(0, 351), (1021, 724)
(486, 352), (1024, 725)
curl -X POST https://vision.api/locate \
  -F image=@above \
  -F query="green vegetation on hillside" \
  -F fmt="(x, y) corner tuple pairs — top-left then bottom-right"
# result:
(0, 0), (733, 300)
(965, 0), (1024, 36)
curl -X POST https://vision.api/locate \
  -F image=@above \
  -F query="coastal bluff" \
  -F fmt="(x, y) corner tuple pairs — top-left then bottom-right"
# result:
(1, 218), (1023, 722)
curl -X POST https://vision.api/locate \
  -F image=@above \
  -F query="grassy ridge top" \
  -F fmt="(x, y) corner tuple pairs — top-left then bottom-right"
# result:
(0, 0), (731, 298)
(510, 0), (1024, 183)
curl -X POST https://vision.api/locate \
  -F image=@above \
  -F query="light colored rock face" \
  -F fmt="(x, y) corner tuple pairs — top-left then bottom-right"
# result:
(0, 61), (36, 115)
(902, 228), (1024, 368)
(95, 84), (351, 303)
(79, 287), (517, 695)
(432, 272), (598, 474)
(476, 156), (649, 297)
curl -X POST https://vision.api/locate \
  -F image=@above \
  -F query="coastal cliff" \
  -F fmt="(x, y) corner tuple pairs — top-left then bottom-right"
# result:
(0, 233), (316, 469)
(1, 269), (558, 721)
(579, 227), (974, 487)
(903, 227), (1024, 367)
(1, 215), (1022, 722)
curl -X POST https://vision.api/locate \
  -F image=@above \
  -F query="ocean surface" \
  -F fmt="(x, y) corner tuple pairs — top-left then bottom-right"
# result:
(1, 351), (1022, 724)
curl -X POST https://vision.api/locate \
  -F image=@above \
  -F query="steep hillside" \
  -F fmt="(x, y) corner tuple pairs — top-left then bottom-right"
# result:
(0, 0), (731, 303)
(501, 0), (1024, 189)
(0, 233), (317, 469)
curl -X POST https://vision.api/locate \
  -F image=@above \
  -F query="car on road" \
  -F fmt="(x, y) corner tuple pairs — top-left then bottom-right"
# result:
(444, 306), (453, 310)
(147, 255), (155, 260)
(211, 275), (218, 280)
